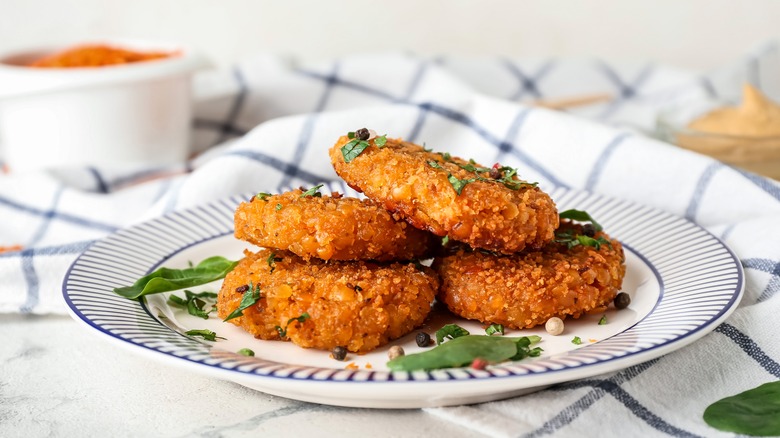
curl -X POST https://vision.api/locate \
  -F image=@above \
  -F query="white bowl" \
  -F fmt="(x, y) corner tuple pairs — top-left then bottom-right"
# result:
(0, 39), (209, 172)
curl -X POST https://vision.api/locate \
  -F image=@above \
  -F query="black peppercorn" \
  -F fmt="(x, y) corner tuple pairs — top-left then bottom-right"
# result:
(614, 292), (631, 309)
(235, 284), (249, 293)
(416, 332), (431, 347)
(489, 167), (502, 180)
(355, 128), (370, 141)
(331, 346), (347, 361)
(582, 224), (596, 237)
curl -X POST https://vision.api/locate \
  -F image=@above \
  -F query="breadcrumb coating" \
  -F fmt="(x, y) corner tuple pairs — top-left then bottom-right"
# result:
(218, 249), (439, 353)
(235, 189), (438, 261)
(329, 136), (559, 254)
(433, 222), (625, 329)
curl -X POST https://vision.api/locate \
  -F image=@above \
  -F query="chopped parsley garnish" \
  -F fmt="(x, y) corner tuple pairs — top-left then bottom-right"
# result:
(267, 252), (282, 273)
(342, 129), (387, 162)
(571, 336), (582, 345)
(168, 290), (218, 320)
(275, 312), (311, 338)
(598, 315), (607, 325)
(238, 348), (255, 357)
(554, 210), (611, 250)
(435, 323), (471, 344)
(441, 236), (450, 245)
(559, 209), (603, 232)
(275, 203), (283, 211)
(485, 324), (505, 336)
(426, 155), (537, 196)
(256, 192), (272, 201)
(223, 282), (261, 321)
(185, 329), (224, 341)
(300, 184), (324, 198)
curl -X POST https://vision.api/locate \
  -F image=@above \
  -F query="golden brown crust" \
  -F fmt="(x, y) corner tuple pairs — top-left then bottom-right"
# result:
(432, 222), (626, 329)
(234, 189), (438, 261)
(217, 248), (439, 353)
(329, 136), (559, 254)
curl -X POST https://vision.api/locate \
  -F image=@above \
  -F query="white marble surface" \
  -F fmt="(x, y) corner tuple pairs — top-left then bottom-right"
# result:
(1, 314), (483, 437)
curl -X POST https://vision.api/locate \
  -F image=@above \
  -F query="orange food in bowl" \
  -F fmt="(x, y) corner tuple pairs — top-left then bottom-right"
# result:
(28, 44), (174, 68)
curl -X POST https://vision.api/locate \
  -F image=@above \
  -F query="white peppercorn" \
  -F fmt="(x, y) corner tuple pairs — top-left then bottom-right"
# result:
(545, 317), (564, 336)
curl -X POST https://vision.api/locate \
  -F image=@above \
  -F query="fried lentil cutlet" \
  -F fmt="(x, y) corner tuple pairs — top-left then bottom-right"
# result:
(217, 248), (439, 353)
(329, 136), (559, 254)
(433, 222), (625, 329)
(235, 189), (438, 261)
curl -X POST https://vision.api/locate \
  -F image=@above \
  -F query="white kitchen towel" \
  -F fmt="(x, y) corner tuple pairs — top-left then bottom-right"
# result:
(1, 43), (779, 437)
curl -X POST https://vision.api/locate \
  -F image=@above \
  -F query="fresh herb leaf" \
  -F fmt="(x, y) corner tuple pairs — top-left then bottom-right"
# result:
(441, 236), (450, 245)
(554, 229), (611, 250)
(174, 290), (218, 320)
(485, 324), (505, 336)
(448, 175), (477, 195)
(347, 131), (356, 139)
(341, 139), (371, 162)
(275, 312), (311, 338)
(427, 160), (443, 169)
(374, 135), (387, 147)
(267, 252), (282, 273)
(300, 184), (324, 198)
(113, 256), (238, 299)
(572, 336), (582, 345)
(185, 329), (224, 342)
(256, 192), (272, 201)
(387, 335), (541, 371)
(238, 348), (255, 357)
(275, 203), (283, 211)
(703, 381), (780, 436)
(423, 143), (432, 152)
(598, 315), (607, 325)
(436, 324), (471, 344)
(223, 282), (262, 321)
(559, 209), (603, 232)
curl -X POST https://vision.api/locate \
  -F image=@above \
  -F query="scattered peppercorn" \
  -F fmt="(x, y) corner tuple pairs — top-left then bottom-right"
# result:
(416, 332), (432, 347)
(470, 357), (488, 370)
(388, 345), (405, 360)
(331, 346), (347, 361)
(355, 128), (370, 141)
(235, 284), (249, 293)
(582, 224), (596, 237)
(545, 317), (564, 336)
(489, 163), (502, 180)
(614, 292), (631, 309)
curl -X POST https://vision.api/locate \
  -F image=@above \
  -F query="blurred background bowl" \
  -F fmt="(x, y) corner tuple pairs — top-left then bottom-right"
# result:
(0, 38), (209, 172)
(656, 100), (780, 179)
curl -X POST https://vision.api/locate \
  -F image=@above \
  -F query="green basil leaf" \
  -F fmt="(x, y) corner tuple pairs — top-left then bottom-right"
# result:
(185, 329), (224, 341)
(704, 381), (780, 436)
(387, 335), (541, 371)
(275, 312), (311, 338)
(447, 175), (476, 196)
(113, 256), (238, 299)
(485, 324), (504, 336)
(300, 184), (324, 198)
(341, 139), (371, 162)
(223, 283), (262, 321)
(436, 323), (470, 344)
(559, 209), (603, 231)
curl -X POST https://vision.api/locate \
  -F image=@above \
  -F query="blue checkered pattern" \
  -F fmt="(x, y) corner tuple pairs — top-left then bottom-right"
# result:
(2, 43), (780, 436)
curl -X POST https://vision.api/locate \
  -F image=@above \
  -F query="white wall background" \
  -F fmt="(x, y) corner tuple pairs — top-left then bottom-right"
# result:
(1, 0), (778, 70)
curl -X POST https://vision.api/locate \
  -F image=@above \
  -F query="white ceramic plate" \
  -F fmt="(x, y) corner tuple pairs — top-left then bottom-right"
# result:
(63, 186), (744, 408)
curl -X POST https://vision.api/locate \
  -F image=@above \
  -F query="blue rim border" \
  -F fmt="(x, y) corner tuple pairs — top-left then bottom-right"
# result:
(62, 191), (745, 384)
